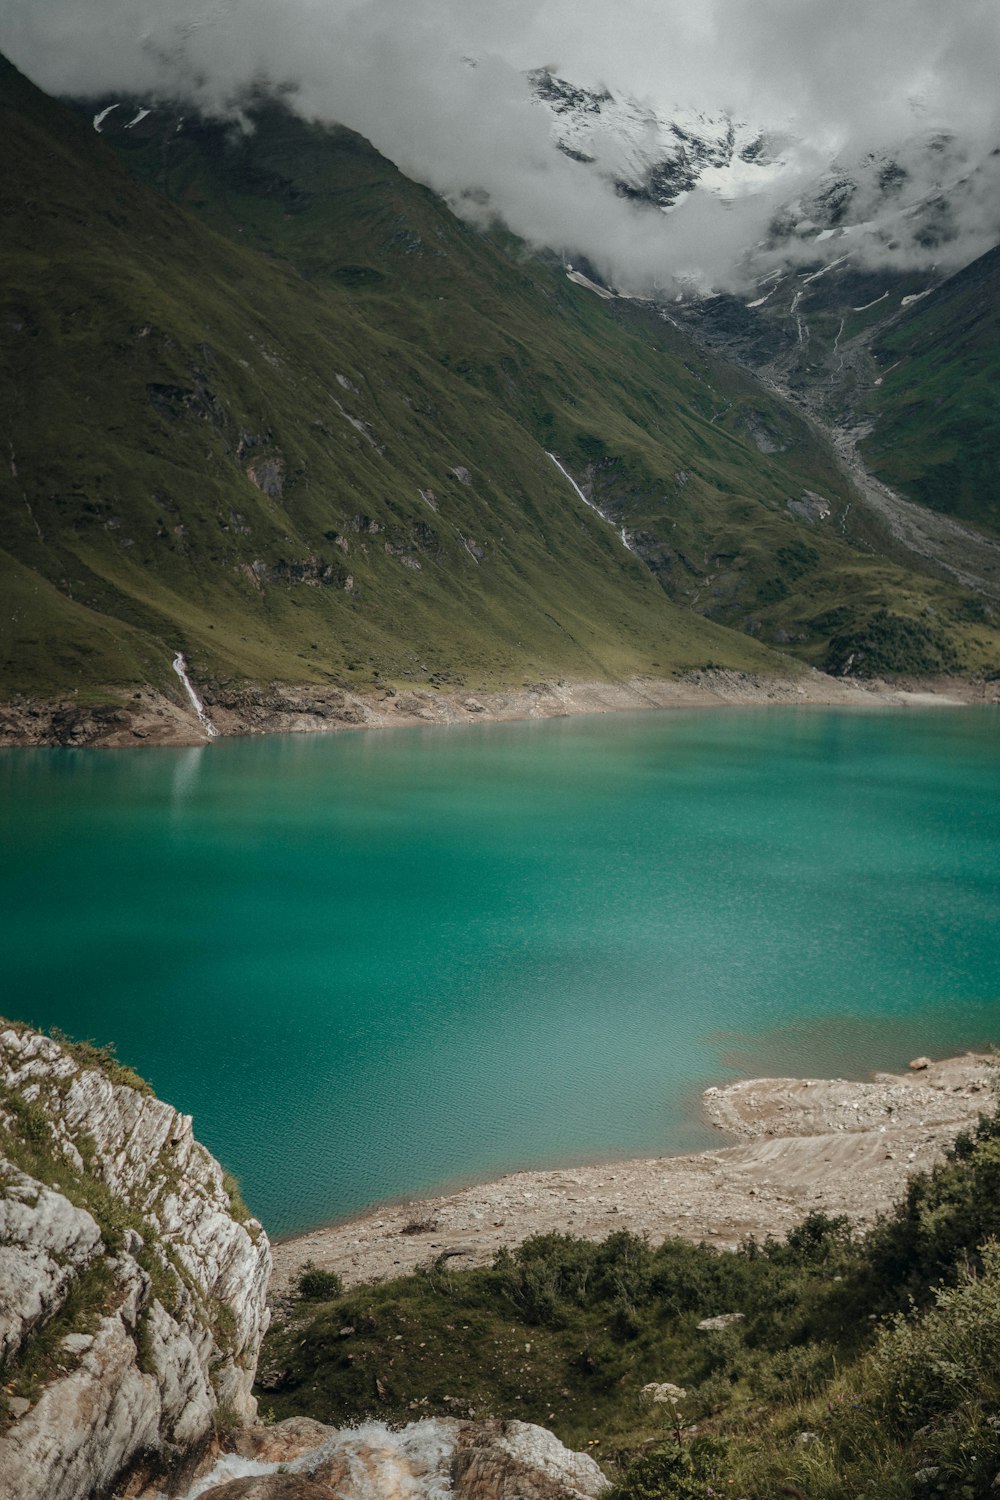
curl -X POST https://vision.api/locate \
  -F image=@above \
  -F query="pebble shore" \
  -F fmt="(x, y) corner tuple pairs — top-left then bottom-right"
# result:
(270, 1053), (995, 1296)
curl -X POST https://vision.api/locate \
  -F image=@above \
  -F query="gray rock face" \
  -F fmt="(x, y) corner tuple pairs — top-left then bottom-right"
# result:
(0, 1024), (272, 1500)
(0, 1170), (103, 1365)
(196, 1417), (609, 1500)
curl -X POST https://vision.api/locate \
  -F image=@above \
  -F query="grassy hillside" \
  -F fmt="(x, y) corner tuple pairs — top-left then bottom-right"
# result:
(263, 1103), (1000, 1499)
(100, 94), (1000, 678)
(2, 58), (997, 707)
(862, 245), (1000, 536)
(3, 59), (769, 701)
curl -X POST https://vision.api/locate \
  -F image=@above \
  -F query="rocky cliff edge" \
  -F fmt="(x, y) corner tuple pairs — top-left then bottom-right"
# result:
(0, 1022), (272, 1500)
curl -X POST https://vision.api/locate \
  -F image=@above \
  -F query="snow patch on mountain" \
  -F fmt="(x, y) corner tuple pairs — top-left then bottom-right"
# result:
(92, 102), (119, 131)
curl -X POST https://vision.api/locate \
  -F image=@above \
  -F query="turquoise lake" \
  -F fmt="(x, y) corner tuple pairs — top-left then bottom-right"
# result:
(2, 706), (998, 1237)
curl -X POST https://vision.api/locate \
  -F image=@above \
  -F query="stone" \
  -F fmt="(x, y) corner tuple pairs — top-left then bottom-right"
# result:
(696, 1313), (745, 1331)
(59, 1333), (94, 1355)
(909, 1056), (932, 1071)
(196, 1419), (607, 1500)
(452, 1419), (608, 1500)
(234, 1418), (335, 1464)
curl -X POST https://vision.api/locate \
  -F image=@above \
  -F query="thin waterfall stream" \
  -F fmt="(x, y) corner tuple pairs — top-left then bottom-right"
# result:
(172, 653), (218, 738)
(546, 452), (638, 555)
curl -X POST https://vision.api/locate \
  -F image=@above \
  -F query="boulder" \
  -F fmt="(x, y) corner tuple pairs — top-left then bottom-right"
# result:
(198, 1418), (608, 1500)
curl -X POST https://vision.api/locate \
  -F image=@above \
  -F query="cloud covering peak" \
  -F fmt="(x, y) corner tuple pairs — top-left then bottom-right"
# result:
(3, 0), (999, 292)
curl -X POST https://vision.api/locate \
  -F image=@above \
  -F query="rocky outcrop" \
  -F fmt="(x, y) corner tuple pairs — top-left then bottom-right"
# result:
(0, 1023), (272, 1500)
(194, 1417), (608, 1500)
(701, 1054), (994, 1139)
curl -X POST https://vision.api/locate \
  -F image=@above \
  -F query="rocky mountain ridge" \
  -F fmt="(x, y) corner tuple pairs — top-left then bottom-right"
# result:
(527, 67), (1000, 544)
(528, 68), (1000, 293)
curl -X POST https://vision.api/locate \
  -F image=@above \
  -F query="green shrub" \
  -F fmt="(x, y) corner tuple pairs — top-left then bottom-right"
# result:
(825, 607), (960, 677)
(868, 1241), (1000, 1433)
(610, 1439), (732, 1500)
(862, 1112), (1000, 1309)
(261, 1104), (1000, 1498)
(296, 1265), (344, 1301)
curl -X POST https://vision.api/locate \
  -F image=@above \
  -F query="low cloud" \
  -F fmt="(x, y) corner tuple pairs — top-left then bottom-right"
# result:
(3, 0), (998, 292)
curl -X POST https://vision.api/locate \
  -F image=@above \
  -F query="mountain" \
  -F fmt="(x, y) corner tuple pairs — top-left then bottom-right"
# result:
(861, 243), (1000, 534)
(0, 56), (773, 705)
(1, 55), (998, 730)
(525, 69), (1000, 597)
(529, 67), (1000, 411)
(528, 69), (1000, 284)
(667, 212), (1000, 606)
(70, 85), (1000, 674)
(528, 68), (790, 212)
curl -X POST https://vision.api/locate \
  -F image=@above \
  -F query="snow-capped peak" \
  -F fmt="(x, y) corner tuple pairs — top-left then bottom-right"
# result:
(527, 68), (792, 209)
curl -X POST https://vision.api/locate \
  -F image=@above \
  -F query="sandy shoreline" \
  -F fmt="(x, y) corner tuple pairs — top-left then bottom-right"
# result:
(269, 1053), (995, 1298)
(1, 666), (992, 749)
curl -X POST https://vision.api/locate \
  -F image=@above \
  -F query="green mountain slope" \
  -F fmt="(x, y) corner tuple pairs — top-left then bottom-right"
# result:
(862, 244), (1000, 534)
(100, 93), (1000, 677)
(0, 60), (773, 701)
(2, 58), (997, 708)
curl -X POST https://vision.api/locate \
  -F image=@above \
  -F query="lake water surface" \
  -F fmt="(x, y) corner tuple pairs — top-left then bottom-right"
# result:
(2, 706), (998, 1236)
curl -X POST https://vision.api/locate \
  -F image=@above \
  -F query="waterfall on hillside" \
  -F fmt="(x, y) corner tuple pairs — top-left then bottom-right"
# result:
(545, 452), (639, 555)
(172, 653), (219, 738)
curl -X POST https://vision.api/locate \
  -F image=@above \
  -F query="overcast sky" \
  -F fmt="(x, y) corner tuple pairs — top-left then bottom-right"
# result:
(3, 0), (998, 291)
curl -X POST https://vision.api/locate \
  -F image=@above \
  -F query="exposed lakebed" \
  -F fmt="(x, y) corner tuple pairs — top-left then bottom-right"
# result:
(2, 705), (998, 1235)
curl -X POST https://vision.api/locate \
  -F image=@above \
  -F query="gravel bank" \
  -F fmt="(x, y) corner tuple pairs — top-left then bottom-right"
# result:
(270, 1053), (994, 1297)
(2, 668), (991, 749)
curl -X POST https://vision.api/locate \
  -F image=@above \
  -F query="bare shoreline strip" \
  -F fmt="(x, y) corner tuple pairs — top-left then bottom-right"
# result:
(1, 666), (989, 749)
(268, 1053), (995, 1297)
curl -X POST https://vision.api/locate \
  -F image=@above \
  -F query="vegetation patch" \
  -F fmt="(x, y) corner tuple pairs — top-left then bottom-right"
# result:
(863, 245), (1000, 535)
(825, 607), (961, 677)
(5, 1259), (120, 1404)
(48, 1028), (154, 1097)
(261, 1108), (1000, 1498)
